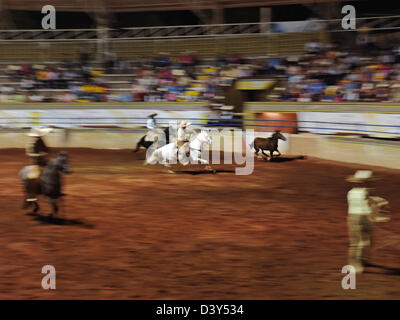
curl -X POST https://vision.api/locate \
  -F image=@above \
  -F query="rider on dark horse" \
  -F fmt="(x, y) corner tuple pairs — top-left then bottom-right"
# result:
(21, 128), (70, 214)
(26, 127), (52, 167)
(145, 113), (158, 144)
(23, 127), (53, 204)
(134, 113), (170, 152)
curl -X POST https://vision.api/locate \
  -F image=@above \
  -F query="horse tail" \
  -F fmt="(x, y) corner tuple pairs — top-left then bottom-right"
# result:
(134, 135), (146, 152)
(249, 140), (254, 149)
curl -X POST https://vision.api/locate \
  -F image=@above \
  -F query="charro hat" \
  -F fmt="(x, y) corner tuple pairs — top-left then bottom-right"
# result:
(27, 127), (53, 137)
(180, 120), (192, 128)
(346, 170), (377, 183)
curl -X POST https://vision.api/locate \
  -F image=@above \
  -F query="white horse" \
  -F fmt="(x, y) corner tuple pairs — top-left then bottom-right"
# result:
(145, 129), (212, 169)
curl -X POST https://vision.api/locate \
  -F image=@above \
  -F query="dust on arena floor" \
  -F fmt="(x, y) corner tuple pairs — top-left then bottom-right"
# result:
(0, 148), (399, 299)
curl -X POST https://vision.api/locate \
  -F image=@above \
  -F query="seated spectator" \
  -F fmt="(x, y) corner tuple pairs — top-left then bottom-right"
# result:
(0, 84), (15, 96)
(12, 90), (26, 103)
(27, 91), (45, 103)
(20, 76), (35, 91)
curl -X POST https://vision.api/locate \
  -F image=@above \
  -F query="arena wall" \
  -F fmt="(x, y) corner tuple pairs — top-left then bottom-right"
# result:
(2, 129), (398, 170)
(287, 134), (400, 170)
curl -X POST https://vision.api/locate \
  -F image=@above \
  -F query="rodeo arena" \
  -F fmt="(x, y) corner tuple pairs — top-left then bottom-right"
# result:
(0, 0), (399, 301)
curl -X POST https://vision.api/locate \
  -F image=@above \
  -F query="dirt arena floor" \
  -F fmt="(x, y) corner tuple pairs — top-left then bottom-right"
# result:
(0, 148), (399, 299)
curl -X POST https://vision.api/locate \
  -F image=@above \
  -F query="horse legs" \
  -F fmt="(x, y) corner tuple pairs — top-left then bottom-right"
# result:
(275, 149), (281, 157)
(33, 201), (40, 213)
(47, 197), (58, 217)
(255, 148), (264, 159)
(23, 179), (39, 212)
(261, 150), (269, 159)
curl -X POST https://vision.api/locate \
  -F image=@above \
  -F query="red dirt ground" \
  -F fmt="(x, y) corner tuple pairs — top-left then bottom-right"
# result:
(0, 148), (399, 299)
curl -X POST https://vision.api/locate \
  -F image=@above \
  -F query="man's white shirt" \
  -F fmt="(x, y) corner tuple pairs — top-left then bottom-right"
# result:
(347, 187), (372, 215)
(147, 118), (156, 130)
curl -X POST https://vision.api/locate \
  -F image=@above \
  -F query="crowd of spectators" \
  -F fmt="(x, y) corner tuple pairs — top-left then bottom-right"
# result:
(271, 39), (400, 103)
(1, 37), (400, 103)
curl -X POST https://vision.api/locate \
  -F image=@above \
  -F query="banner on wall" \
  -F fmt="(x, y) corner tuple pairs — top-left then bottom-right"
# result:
(297, 112), (400, 138)
(0, 109), (208, 129)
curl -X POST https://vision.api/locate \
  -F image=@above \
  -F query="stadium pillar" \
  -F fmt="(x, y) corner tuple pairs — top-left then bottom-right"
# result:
(212, 7), (224, 25)
(0, 1), (15, 30)
(260, 7), (271, 33)
(192, 6), (224, 34)
(88, 0), (111, 61)
(95, 12), (110, 61)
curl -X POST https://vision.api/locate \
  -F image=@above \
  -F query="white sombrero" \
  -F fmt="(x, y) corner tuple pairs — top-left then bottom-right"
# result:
(346, 170), (377, 183)
(27, 127), (53, 137)
(180, 121), (192, 128)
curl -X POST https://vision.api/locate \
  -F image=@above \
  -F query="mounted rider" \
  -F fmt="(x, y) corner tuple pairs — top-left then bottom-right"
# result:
(23, 127), (52, 203)
(177, 120), (192, 157)
(26, 127), (52, 168)
(145, 113), (159, 143)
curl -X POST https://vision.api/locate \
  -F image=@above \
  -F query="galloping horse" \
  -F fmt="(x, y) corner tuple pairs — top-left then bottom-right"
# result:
(250, 130), (287, 159)
(145, 129), (213, 170)
(19, 151), (72, 216)
(133, 127), (170, 153)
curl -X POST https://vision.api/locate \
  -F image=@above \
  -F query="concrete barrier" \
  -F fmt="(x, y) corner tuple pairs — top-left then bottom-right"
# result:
(288, 134), (400, 170)
(1, 129), (398, 170)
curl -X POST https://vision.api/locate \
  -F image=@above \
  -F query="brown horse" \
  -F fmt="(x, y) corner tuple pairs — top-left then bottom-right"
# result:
(19, 152), (72, 216)
(250, 130), (287, 159)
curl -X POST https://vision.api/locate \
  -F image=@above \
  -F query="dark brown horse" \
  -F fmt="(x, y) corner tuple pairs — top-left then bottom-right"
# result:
(250, 130), (287, 159)
(19, 152), (72, 216)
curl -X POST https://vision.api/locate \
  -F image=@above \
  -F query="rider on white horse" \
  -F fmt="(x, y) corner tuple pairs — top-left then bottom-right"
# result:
(145, 128), (212, 170)
(177, 120), (192, 157)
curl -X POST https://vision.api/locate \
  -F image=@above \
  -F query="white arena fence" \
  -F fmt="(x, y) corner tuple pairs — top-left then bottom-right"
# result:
(0, 111), (399, 138)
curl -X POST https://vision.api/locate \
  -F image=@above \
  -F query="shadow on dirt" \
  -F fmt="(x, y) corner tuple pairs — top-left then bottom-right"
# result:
(263, 155), (307, 162)
(26, 212), (93, 228)
(174, 169), (235, 175)
(365, 262), (400, 276)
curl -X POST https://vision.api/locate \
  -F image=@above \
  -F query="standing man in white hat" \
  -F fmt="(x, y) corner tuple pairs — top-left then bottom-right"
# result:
(346, 170), (386, 274)
(177, 120), (192, 157)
